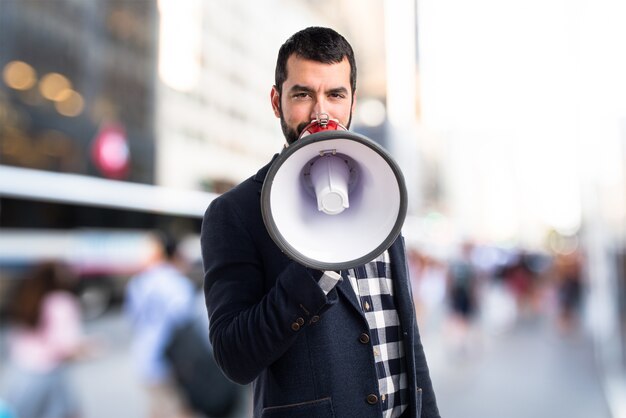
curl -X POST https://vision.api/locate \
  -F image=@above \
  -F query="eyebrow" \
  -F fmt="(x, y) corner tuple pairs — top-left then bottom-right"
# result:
(288, 85), (350, 95)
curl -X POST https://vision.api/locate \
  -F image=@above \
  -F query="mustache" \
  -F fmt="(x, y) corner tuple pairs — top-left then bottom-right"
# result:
(296, 121), (311, 137)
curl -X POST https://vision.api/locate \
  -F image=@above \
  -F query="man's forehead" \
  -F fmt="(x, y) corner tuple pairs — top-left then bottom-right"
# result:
(283, 55), (351, 88)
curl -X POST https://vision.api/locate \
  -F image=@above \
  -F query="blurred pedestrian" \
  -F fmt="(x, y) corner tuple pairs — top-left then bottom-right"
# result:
(502, 252), (536, 317)
(408, 249), (447, 331)
(553, 248), (584, 334)
(445, 242), (479, 356)
(124, 233), (197, 418)
(2, 261), (89, 418)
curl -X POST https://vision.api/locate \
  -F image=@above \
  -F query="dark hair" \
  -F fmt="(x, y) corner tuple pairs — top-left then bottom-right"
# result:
(162, 235), (180, 260)
(151, 230), (180, 261)
(7, 261), (74, 328)
(274, 26), (357, 95)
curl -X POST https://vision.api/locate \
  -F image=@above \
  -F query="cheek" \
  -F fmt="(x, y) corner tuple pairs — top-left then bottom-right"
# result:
(332, 103), (352, 123)
(283, 103), (310, 123)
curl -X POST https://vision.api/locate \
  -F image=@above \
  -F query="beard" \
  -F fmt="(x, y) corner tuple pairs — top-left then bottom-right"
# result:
(279, 117), (310, 145)
(278, 101), (353, 145)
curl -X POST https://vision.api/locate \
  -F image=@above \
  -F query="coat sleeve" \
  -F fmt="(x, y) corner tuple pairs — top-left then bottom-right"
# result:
(200, 194), (337, 384)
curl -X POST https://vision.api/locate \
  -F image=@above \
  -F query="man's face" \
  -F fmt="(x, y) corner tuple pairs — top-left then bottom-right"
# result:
(271, 55), (355, 145)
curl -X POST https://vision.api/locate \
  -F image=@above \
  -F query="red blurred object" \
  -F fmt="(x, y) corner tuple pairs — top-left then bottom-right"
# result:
(91, 124), (130, 179)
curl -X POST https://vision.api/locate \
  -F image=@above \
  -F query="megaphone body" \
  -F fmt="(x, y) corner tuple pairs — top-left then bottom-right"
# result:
(261, 120), (408, 271)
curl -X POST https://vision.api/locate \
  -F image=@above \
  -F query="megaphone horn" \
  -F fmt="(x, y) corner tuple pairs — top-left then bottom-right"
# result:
(261, 123), (407, 271)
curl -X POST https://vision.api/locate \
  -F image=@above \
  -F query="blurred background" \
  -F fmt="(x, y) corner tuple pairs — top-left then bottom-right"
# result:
(0, 0), (625, 417)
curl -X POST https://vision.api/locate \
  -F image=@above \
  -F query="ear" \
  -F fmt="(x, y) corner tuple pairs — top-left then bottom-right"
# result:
(270, 86), (281, 118)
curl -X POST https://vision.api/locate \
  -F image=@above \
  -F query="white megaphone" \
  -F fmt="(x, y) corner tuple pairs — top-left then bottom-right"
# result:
(261, 115), (408, 271)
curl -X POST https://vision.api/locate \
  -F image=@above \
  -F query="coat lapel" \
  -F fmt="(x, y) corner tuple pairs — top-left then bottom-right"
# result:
(335, 271), (364, 315)
(389, 237), (416, 336)
(389, 236), (421, 412)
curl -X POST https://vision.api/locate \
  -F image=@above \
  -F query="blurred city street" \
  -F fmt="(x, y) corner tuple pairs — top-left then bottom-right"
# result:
(1, 1), (626, 417)
(0, 304), (612, 418)
(0, 305), (253, 418)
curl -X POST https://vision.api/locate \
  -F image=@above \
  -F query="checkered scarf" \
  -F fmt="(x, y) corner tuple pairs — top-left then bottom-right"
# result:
(346, 251), (408, 418)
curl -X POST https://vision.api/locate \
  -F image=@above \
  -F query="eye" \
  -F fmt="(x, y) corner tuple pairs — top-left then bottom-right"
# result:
(329, 92), (346, 99)
(292, 92), (310, 99)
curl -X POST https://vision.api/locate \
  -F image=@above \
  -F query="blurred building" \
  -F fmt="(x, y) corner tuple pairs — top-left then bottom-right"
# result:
(0, 0), (159, 229)
(0, 0), (158, 183)
(156, 0), (292, 191)
(0, 0), (397, 199)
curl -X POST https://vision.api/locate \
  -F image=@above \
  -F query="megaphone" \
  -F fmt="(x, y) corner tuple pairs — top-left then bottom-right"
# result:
(261, 117), (407, 271)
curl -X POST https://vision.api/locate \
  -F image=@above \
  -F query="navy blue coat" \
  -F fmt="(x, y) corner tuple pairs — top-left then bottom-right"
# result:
(201, 156), (440, 418)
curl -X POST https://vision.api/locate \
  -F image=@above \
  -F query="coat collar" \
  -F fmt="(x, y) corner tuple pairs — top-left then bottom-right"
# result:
(336, 273), (362, 314)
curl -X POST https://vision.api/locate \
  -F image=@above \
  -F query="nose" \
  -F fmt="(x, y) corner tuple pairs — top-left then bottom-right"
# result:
(311, 98), (328, 121)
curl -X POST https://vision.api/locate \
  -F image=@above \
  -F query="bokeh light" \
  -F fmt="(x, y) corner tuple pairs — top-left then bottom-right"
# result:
(54, 90), (84, 117)
(2, 61), (37, 91)
(39, 72), (72, 101)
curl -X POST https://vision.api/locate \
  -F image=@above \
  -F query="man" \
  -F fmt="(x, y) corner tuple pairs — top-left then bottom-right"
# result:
(201, 27), (440, 418)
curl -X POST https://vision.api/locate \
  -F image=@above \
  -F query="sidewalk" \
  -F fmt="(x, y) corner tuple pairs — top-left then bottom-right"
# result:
(422, 312), (612, 418)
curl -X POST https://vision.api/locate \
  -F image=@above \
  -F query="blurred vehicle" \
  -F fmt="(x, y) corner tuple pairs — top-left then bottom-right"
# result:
(0, 229), (151, 320)
(0, 229), (204, 321)
(0, 166), (214, 320)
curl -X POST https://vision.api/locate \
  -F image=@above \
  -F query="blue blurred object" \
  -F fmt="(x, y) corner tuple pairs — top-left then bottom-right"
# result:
(0, 399), (16, 418)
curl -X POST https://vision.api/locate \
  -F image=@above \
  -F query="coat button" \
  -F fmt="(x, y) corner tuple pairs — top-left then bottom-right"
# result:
(291, 322), (301, 331)
(366, 394), (379, 404)
(359, 333), (370, 344)
(310, 315), (320, 323)
(296, 317), (305, 326)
